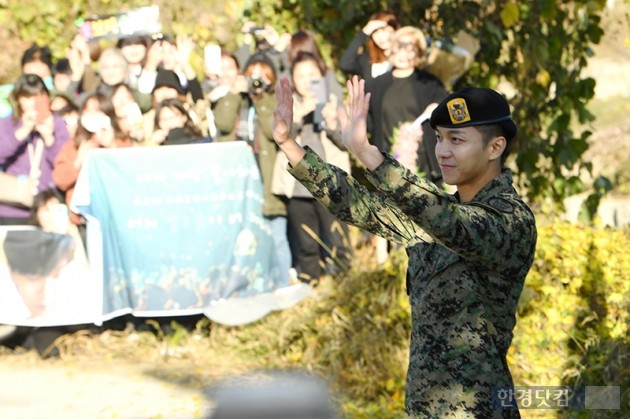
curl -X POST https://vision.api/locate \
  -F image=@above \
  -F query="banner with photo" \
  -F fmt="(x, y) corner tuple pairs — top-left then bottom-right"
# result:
(0, 227), (100, 327)
(71, 142), (298, 323)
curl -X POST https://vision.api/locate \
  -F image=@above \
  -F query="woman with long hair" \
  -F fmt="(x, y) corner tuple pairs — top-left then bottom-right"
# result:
(151, 98), (208, 146)
(339, 11), (399, 87)
(287, 30), (344, 101)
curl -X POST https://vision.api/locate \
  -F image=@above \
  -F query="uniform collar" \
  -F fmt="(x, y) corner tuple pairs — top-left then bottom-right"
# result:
(455, 169), (515, 203)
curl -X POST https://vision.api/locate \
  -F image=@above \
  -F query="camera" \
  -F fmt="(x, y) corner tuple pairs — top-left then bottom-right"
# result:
(248, 76), (271, 94)
(248, 26), (265, 35)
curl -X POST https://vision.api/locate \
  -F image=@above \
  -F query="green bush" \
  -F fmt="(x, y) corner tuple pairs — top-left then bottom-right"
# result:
(209, 246), (410, 417)
(511, 220), (630, 417)
(209, 219), (629, 417)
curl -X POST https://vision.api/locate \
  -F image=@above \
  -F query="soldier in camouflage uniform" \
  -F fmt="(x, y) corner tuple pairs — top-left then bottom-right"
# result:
(272, 76), (537, 418)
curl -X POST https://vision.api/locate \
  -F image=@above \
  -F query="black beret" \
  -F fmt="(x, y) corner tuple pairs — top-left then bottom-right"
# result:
(430, 86), (517, 141)
(153, 69), (184, 95)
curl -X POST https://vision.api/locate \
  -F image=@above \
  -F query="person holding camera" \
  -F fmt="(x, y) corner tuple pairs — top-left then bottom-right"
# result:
(236, 21), (291, 77)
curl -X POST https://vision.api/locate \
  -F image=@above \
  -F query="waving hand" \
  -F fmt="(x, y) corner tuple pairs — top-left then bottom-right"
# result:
(338, 76), (384, 170)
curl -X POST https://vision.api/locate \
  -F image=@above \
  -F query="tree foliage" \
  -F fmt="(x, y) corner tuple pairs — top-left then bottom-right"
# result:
(0, 0), (617, 206)
(248, 0), (613, 207)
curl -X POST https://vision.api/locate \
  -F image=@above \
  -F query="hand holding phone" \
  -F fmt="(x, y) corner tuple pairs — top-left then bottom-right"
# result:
(310, 78), (328, 105)
(204, 44), (222, 77)
(310, 78), (328, 126)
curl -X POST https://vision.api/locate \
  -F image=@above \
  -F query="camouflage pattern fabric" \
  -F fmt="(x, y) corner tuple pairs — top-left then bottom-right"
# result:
(288, 147), (537, 418)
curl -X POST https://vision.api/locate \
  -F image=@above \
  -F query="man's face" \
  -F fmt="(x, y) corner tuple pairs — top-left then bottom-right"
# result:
(435, 126), (497, 188)
(11, 270), (60, 318)
(99, 56), (127, 86)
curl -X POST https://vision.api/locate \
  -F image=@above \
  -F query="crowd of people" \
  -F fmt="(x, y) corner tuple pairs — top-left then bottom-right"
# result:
(1, 11), (448, 286)
(0, 11), (441, 354)
(1, 10), (541, 418)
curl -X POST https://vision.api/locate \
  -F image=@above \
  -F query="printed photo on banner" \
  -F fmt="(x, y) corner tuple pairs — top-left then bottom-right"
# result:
(0, 227), (100, 327)
(74, 5), (162, 41)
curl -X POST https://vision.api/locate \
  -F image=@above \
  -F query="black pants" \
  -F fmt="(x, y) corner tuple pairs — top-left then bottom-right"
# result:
(287, 197), (351, 282)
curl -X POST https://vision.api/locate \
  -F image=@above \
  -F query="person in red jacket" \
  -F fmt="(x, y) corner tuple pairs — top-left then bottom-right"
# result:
(53, 91), (132, 227)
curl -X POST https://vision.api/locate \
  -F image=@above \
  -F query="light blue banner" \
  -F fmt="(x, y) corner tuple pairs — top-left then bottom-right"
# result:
(72, 142), (282, 319)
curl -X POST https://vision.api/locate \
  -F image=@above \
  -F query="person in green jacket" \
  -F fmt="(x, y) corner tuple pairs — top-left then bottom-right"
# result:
(272, 75), (537, 417)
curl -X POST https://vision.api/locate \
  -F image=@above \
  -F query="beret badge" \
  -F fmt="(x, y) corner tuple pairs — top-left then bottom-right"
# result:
(447, 98), (471, 125)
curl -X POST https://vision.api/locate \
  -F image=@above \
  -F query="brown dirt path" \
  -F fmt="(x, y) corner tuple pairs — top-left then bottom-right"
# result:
(0, 352), (212, 419)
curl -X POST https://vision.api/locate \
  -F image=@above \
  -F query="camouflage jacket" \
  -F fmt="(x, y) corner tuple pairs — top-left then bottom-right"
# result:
(288, 148), (537, 418)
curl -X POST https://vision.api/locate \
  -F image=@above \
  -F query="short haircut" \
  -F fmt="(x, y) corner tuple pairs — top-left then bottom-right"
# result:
(475, 124), (512, 163)
(29, 188), (65, 227)
(98, 48), (129, 72)
(4, 230), (75, 276)
(21, 44), (53, 70)
(391, 26), (427, 68)
(52, 58), (72, 76)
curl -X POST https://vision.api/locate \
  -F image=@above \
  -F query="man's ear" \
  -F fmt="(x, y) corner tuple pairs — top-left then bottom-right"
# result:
(488, 136), (507, 161)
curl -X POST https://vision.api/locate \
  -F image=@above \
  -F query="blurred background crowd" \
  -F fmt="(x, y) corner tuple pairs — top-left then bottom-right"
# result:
(1, 8), (464, 287)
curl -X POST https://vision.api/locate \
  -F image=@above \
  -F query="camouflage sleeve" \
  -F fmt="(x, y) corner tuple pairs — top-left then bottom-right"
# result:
(288, 147), (428, 245)
(365, 153), (536, 268)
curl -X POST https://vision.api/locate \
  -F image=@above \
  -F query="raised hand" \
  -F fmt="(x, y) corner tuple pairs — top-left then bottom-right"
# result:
(35, 115), (55, 147)
(144, 41), (165, 72)
(176, 35), (196, 79)
(338, 76), (371, 155)
(15, 110), (37, 142)
(272, 76), (306, 165)
(338, 76), (384, 170)
(272, 76), (294, 146)
(176, 35), (194, 65)
(363, 19), (388, 36)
